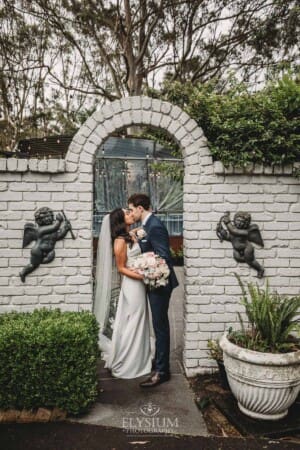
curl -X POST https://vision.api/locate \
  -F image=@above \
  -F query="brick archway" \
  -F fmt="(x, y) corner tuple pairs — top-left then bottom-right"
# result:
(1, 96), (298, 375)
(66, 96), (213, 375)
(66, 97), (211, 170)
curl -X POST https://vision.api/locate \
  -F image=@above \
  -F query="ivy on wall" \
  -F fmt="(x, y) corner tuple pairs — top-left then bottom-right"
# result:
(161, 74), (300, 169)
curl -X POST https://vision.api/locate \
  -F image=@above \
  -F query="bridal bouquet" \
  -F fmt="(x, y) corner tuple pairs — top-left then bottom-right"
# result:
(129, 252), (170, 289)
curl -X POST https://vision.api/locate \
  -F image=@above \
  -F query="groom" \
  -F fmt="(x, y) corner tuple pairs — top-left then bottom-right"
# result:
(128, 193), (179, 387)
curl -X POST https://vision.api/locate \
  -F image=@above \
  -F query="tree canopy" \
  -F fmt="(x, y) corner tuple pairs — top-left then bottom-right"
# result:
(0, 0), (299, 148)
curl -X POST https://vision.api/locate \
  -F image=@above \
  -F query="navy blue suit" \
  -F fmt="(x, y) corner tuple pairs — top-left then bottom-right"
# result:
(139, 214), (179, 375)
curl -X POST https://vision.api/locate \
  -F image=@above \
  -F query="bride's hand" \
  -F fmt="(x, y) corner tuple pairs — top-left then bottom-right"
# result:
(129, 231), (137, 243)
(129, 268), (143, 279)
(130, 227), (144, 235)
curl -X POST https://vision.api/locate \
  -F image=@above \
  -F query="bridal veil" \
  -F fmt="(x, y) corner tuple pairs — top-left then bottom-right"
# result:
(94, 214), (120, 336)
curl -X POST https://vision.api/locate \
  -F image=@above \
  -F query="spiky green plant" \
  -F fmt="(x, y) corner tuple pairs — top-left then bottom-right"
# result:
(207, 339), (223, 361)
(229, 275), (300, 353)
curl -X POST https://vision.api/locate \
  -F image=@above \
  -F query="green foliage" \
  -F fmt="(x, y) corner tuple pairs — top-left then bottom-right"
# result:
(138, 125), (180, 156)
(196, 396), (211, 411)
(163, 74), (300, 169)
(0, 309), (99, 414)
(149, 161), (184, 182)
(170, 246), (184, 259)
(207, 339), (223, 362)
(1, 1), (299, 149)
(229, 275), (300, 353)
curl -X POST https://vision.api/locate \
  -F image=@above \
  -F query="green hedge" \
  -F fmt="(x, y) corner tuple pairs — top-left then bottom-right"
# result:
(163, 74), (300, 168)
(0, 309), (99, 415)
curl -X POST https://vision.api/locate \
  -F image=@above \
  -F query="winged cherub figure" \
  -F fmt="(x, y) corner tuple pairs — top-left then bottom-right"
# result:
(216, 211), (264, 278)
(20, 207), (73, 282)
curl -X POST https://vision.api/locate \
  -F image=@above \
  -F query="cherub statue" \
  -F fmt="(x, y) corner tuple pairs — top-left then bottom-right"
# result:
(216, 211), (264, 278)
(20, 207), (74, 282)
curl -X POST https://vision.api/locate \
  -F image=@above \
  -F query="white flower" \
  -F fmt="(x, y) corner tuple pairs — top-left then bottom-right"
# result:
(136, 228), (147, 240)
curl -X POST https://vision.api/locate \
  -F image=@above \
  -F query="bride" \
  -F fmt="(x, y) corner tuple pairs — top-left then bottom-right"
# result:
(94, 208), (152, 379)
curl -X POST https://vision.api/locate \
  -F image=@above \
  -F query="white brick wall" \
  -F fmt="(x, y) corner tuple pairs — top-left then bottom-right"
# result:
(0, 167), (93, 313)
(183, 162), (300, 376)
(0, 96), (299, 376)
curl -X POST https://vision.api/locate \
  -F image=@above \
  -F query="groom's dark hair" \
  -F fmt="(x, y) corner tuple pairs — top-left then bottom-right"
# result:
(128, 193), (151, 210)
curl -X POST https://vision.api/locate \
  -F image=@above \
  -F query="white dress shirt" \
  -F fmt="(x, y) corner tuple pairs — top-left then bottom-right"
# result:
(142, 212), (152, 226)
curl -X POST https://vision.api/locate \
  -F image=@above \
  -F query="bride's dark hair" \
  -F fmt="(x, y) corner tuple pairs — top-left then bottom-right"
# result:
(109, 208), (132, 244)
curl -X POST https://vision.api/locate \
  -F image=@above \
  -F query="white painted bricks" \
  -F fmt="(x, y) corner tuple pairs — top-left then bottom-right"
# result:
(0, 158), (66, 173)
(65, 97), (212, 169)
(0, 97), (300, 377)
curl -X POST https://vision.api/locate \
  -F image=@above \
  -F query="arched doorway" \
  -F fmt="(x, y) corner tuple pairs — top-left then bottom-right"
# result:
(65, 96), (213, 374)
(93, 134), (183, 265)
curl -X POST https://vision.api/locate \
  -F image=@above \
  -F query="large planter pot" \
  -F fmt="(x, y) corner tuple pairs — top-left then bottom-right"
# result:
(220, 334), (300, 421)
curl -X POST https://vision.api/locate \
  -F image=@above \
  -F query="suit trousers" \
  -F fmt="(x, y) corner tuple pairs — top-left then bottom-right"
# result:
(148, 283), (172, 375)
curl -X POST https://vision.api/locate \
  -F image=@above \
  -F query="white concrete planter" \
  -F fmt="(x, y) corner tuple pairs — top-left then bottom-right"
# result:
(220, 334), (300, 420)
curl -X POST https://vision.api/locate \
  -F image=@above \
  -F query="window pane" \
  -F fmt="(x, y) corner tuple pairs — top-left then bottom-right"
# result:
(93, 138), (183, 237)
(126, 160), (150, 197)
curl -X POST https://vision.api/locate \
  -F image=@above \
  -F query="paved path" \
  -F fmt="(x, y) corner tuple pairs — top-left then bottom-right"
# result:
(1, 423), (297, 450)
(70, 268), (208, 437)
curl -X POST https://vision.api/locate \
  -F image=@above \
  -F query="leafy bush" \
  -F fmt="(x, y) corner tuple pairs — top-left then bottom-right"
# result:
(170, 246), (183, 259)
(207, 339), (223, 362)
(170, 246), (184, 267)
(228, 275), (300, 353)
(0, 309), (99, 414)
(163, 74), (300, 168)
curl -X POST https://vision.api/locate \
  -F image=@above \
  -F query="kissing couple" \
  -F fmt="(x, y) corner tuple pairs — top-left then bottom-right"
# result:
(94, 193), (179, 387)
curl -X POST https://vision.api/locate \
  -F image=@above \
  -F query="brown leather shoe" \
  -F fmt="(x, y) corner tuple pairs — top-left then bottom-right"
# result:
(139, 372), (171, 388)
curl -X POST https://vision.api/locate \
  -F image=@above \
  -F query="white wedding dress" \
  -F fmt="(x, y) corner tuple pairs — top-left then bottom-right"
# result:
(100, 242), (152, 379)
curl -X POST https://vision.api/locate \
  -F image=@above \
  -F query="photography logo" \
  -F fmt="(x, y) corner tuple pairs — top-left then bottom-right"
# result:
(140, 402), (160, 417)
(122, 401), (179, 436)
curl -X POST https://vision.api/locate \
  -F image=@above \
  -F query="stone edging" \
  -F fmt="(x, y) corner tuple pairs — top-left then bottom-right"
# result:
(0, 158), (66, 173)
(0, 407), (67, 423)
(213, 161), (300, 176)
(2, 157), (299, 177)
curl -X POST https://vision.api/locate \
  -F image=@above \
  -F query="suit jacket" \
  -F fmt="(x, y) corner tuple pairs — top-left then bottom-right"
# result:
(139, 214), (179, 290)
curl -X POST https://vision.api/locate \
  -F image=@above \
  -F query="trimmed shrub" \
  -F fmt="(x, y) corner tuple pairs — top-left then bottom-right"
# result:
(0, 309), (99, 415)
(162, 74), (300, 169)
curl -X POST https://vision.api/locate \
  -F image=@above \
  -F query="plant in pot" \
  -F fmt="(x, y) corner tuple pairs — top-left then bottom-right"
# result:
(220, 275), (300, 421)
(207, 338), (230, 390)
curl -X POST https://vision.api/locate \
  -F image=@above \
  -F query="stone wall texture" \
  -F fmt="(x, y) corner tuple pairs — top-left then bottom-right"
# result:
(0, 96), (299, 376)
